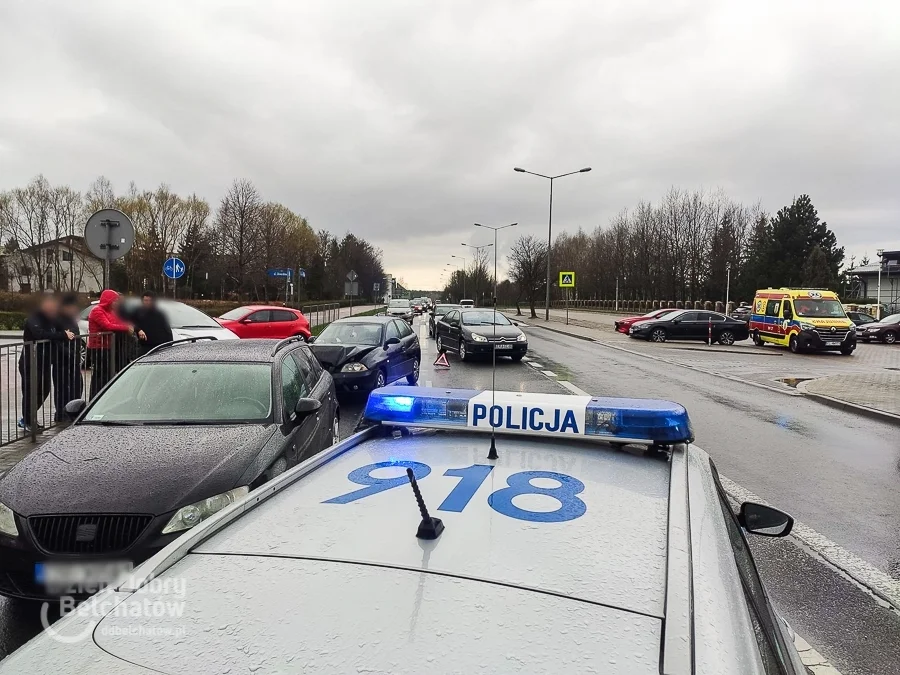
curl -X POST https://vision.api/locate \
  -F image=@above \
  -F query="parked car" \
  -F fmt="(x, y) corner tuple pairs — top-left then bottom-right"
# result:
(614, 309), (677, 334)
(629, 310), (750, 345)
(730, 304), (752, 322)
(846, 311), (878, 327)
(429, 303), (461, 337)
(435, 308), (527, 361)
(309, 317), (420, 392)
(459, 299), (475, 308)
(858, 313), (900, 344)
(216, 305), (311, 340)
(0, 337), (337, 600)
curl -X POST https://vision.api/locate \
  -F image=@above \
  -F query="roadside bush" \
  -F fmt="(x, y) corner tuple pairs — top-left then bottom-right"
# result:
(0, 311), (26, 331)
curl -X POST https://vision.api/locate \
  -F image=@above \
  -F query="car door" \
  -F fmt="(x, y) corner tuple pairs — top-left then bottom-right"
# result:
(292, 348), (336, 451)
(444, 310), (462, 350)
(269, 309), (297, 339)
(279, 353), (318, 468)
(383, 320), (403, 381)
(241, 310), (272, 339)
(395, 319), (420, 376)
(692, 311), (720, 341)
(669, 311), (697, 338)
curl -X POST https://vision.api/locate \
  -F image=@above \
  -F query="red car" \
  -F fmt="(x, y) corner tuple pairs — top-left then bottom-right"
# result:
(615, 308), (676, 334)
(217, 305), (312, 340)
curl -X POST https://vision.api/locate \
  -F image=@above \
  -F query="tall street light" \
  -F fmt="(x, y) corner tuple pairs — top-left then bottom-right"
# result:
(514, 166), (591, 321)
(474, 222), (517, 460)
(876, 248), (884, 319)
(450, 255), (467, 298)
(446, 262), (462, 300)
(461, 242), (493, 306)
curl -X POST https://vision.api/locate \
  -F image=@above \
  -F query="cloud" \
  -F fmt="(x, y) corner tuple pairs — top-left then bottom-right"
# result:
(1, 0), (898, 286)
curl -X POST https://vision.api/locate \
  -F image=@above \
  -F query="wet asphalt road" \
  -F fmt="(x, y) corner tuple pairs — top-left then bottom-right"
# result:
(522, 324), (900, 674)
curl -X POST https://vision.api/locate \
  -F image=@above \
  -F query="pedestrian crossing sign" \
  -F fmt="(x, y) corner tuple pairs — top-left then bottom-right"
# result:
(559, 271), (575, 288)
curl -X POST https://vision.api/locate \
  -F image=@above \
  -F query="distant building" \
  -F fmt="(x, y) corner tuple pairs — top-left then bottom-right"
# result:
(845, 250), (900, 313)
(0, 236), (104, 294)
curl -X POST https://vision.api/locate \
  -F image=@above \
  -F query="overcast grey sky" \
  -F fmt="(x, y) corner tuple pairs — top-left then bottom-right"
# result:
(1, 0), (898, 288)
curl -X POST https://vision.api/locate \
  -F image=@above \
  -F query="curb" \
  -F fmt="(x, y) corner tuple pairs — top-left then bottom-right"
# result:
(796, 383), (900, 426)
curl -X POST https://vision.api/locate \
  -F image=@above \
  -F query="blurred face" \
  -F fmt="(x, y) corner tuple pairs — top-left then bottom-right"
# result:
(142, 295), (154, 307)
(61, 302), (79, 318)
(39, 296), (58, 318)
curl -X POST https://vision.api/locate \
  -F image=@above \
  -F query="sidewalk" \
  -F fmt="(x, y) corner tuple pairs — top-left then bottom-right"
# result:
(521, 311), (900, 424)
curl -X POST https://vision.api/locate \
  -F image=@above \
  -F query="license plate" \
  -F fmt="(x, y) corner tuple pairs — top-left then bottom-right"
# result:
(35, 560), (132, 591)
(494, 344), (513, 350)
(825, 341), (840, 346)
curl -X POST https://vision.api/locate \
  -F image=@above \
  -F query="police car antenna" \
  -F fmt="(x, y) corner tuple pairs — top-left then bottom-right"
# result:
(406, 468), (445, 540)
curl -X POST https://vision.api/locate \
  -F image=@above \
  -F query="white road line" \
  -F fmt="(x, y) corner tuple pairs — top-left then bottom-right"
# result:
(425, 380), (432, 388)
(716, 471), (900, 611)
(541, 370), (557, 377)
(557, 380), (591, 396)
(792, 633), (842, 674)
(527, 362), (544, 369)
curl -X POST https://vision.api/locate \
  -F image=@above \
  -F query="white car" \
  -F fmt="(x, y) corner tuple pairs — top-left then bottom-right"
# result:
(386, 298), (412, 322)
(459, 298), (475, 308)
(79, 299), (238, 341)
(0, 388), (806, 673)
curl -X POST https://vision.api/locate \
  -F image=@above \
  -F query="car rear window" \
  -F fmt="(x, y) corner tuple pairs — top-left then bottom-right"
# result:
(82, 362), (272, 423)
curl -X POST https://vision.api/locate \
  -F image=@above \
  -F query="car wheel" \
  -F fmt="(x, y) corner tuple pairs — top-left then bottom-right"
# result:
(649, 328), (667, 343)
(511, 353), (524, 362)
(789, 334), (801, 354)
(459, 341), (469, 361)
(374, 369), (386, 389)
(718, 331), (735, 346)
(331, 412), (340, 445)
(883, 331), (897, 345)
(840, 346), (855, 356)
(752, 330), (764, 346)
(407, 357), (420, 385)
(293, 333), (308, 342)
(436, 335), (444, 352)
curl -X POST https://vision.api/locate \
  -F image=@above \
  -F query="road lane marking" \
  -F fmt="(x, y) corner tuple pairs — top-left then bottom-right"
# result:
(541, 370), (557, 377)
(527, 362), (544, 369)
(557, 380), (591, 396)
(716, 470), (900, 612)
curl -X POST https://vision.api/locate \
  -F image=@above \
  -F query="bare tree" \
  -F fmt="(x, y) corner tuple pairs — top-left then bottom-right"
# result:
(508, 235), (547, 318)
(215, 179), (262, 297)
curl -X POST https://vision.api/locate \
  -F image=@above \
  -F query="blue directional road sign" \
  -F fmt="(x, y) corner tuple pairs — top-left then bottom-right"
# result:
(267, 268), (293, 279)
(163, 257), (185, 280)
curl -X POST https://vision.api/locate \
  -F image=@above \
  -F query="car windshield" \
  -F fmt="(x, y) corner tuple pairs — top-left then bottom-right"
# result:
(156, 301), (223, 328)
(435, 305), (458, 315)
(461, 310), (511, 326)
(793, 299), (847, 318)
(82, 362), (272, 423)
(316, 322), (383, 346)
(219, 307), (252, 321)
(389, 299), (409, 308)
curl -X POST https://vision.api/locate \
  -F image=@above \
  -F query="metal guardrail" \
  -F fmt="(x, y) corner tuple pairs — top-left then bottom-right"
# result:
(1, 331), (143, 448)
(301, 303), (341, 330)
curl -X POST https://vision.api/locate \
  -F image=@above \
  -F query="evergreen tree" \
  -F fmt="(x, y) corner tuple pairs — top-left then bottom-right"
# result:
(767, 195), (844, 289)
(801, 245), (830, 288)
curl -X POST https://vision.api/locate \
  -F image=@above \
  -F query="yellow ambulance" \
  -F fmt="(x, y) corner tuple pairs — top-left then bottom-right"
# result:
(749, 288), (856, 355)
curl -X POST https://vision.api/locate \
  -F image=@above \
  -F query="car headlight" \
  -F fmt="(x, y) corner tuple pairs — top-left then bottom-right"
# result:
(470, 333), (488, 342)
(341, 362), (368, 373)
(848, 325), (856, 333)
(0, 502), (18, 537)
(162, 486), (249, 534)
(799, 322), (816, 331)
(516, 332), (527, 342)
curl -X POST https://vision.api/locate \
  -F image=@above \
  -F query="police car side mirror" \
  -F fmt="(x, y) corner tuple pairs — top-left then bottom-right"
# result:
(65, 399), (86, 417)
(738, 502), (793, 538)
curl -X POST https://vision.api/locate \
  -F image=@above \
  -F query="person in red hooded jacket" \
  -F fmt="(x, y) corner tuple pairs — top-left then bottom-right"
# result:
(87, 290), (136, 398)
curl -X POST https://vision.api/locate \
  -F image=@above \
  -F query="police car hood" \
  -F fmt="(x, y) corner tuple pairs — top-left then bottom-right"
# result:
(0, 424), (273, 516)
(309, 343), (378, 369)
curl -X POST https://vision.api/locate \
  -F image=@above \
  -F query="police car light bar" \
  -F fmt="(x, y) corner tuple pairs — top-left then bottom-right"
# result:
(364, 387), (693, 445)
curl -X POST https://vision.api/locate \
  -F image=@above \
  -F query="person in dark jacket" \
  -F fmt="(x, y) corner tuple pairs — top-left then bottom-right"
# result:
(52, 294), (84, 422)
(133, 291), (173, 355)
(18, 294), (74, 431)
(87, 290), (134, 398)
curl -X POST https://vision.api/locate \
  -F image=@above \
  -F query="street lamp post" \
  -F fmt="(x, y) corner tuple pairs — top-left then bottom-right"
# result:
(514, 166), (591, 321)
(876, 249), (884, 320)
(451, 254), (467, 298)
(474, 222), (517, 460)
(461, 242), (493, 307)
(725, 262), (732, 312)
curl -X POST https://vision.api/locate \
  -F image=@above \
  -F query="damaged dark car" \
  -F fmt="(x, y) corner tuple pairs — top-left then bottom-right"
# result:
(0, 338), (338, 600)
(309, 317), (421, 392)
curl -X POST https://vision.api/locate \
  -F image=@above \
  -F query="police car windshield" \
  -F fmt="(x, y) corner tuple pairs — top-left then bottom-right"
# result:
(462, 310), (511, 326)
(794, 299), (846, 318)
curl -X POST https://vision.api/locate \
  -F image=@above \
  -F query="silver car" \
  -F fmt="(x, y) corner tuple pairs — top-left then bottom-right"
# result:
(2, 388), (806, 674)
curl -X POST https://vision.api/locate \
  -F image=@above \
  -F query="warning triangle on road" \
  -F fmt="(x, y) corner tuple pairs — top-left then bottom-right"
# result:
(433, 352), (450, 368)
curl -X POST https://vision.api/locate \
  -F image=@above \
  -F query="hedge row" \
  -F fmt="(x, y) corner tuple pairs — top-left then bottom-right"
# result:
(0, 311), (27, 331)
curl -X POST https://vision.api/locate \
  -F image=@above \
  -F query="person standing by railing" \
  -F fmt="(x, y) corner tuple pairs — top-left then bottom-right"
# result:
(52, 293), (84, 422)
(87, 290), (134, 398)
(133, 290), (171, 356)
(18, 293), (74, 432)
